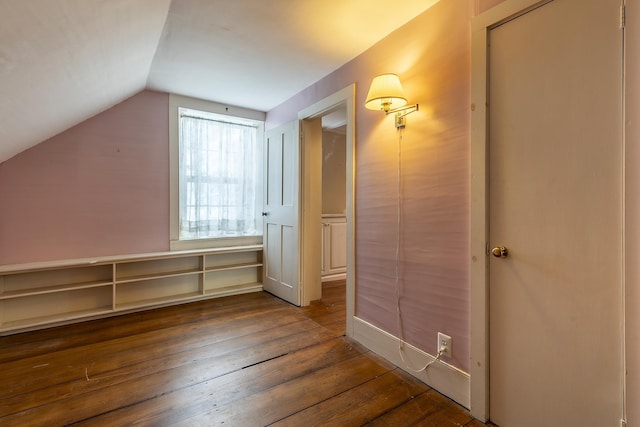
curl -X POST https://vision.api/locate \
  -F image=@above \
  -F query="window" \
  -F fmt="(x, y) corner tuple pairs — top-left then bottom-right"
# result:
(170, 95), (264, 250)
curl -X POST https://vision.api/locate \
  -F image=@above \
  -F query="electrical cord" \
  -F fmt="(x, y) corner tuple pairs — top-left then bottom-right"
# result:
(423, 347), (447, 371)
(393, 128), (443, 374)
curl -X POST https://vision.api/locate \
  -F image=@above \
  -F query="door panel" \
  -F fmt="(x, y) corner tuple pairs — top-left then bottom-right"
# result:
(266, 137), (282, 207)
(488, 0), (623, 425)
(282, 141), (295, 207)
(281, 225), (297, 286)
(266, 223), (281, 282)
(263, 122), (300, 305)
(329, 221), (347, 271)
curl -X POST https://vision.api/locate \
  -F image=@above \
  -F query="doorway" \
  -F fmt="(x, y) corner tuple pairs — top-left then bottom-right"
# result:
(320, 109), (347, 284)
(298, 85), (355, 337)
(470, 0), (624, 424)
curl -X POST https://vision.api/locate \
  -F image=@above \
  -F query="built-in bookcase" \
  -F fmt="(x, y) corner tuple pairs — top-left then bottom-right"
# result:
(0, 245), (263, 335)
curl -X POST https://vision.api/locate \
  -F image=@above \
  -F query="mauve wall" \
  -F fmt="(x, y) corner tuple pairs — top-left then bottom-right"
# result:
(0, 90), (170, 264)
(268, 0), (473, 372)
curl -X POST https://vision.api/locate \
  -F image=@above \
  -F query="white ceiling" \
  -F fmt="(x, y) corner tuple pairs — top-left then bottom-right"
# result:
(0, 0), (438, 163)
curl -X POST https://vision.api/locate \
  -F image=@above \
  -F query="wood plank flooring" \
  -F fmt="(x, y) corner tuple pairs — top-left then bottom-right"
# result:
(0, 281), (489, 426)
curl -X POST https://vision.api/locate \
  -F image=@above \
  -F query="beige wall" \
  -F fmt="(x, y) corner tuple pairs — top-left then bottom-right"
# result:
(476, 0), (505, 14)
(322, 130), (346, 215)
(626, 0), (640, 423)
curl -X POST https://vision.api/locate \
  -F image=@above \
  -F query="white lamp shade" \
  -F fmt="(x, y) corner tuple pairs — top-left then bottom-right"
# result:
(365, 73), (408, 111)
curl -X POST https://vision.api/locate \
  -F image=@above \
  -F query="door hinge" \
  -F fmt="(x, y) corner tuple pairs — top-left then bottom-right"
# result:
(620, 4), (626, 29)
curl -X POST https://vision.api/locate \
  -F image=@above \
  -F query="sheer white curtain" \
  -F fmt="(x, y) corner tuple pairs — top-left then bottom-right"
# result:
(179, 109), (260, 240)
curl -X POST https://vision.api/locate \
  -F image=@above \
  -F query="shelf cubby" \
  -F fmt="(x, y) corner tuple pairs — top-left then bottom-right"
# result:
(115, 274), (202, 308)
(204, 266), (261, 292)
(116, 256), (202, 282)
(204, 250), (262, 270)
(0, 285), (113, 330)
(0, 264), (112, 298)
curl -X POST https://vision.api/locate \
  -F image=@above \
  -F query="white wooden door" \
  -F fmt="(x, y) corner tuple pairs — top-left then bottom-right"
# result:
(262, 122), (300, 305)
(488, 0), (623, 425)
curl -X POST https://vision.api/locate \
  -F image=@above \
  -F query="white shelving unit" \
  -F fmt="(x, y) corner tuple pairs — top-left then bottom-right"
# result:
(0, 245), (263, 335)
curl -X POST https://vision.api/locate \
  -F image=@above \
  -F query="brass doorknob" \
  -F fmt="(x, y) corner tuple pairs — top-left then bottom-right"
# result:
(491, 246), (509, 258)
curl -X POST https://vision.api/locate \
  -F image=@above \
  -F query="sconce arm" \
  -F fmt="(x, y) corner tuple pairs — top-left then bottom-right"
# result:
(385, 103), (419, 117)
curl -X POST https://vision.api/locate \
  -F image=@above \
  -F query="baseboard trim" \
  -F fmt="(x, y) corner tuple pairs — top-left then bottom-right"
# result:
(321, 272), (346, 282)
(352, 316), (470, 409)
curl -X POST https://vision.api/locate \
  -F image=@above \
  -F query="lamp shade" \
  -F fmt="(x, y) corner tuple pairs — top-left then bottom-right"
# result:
(365, 73), (408, 112)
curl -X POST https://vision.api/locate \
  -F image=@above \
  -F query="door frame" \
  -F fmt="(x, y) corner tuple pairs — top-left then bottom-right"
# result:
(469, 0), (553, 421)
(298, 84), (356, 337)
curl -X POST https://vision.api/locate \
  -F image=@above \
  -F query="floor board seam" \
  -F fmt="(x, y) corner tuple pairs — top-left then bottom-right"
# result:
(240, 352), (289, 369)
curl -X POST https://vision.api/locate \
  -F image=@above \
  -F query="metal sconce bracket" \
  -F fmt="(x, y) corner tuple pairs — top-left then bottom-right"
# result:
(387, 104), (419, 129)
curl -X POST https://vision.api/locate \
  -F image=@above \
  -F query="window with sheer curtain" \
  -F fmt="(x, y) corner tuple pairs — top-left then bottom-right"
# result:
(178, 108), (262, 240)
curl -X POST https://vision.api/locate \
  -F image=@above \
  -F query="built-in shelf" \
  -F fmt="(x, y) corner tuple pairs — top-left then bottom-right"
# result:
(0, 245), (263, 335)
(204, 282), (263, 297)
(116, 291), (203, 311)
(0, 280), (113, 299)
(206, 262), (263, 272)
(115, 269), (203, 284)
(1, 307), (115, 331)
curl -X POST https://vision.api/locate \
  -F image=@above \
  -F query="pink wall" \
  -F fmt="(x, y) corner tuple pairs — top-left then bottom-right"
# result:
(0, 90), (170, 264)
(268, 0), (473, 372)
(626, 0), (640, 422)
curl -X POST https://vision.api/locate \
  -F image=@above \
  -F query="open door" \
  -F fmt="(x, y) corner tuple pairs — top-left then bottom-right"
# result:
(262, 121), (300, 305)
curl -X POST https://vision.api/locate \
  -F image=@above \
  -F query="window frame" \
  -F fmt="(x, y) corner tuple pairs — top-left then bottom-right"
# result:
(169, 94), (265, 251)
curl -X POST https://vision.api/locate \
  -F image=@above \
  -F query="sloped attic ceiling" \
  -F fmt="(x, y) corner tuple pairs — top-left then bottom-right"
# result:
(0, 0), (439, 163)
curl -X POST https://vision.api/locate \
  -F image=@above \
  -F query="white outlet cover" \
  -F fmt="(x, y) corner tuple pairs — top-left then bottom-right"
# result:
(437, 332), (452, 358)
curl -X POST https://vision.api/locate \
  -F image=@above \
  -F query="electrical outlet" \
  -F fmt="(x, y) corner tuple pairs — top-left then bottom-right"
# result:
(437, 332), (452, 358)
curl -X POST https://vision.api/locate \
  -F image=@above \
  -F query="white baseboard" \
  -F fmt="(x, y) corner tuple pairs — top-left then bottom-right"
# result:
(352, 316), (470, 409)
(321, 272), (346, 282)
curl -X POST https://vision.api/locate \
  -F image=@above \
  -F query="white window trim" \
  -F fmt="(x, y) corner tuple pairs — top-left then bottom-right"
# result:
(169, 94), (266, 251)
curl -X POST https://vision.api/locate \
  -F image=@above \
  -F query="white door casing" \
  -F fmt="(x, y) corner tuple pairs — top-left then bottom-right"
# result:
(262, 121), (300, 305)
(471, 0), (624, 424)
(299, 116), (324, 304)
(298, 85), (355, 335)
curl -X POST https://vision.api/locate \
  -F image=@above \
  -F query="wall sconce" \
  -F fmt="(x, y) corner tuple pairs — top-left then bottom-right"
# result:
(365, 73), (419, 129)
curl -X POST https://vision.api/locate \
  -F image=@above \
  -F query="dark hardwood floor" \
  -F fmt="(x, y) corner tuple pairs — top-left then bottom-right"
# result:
(0, 280), (489, 426)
